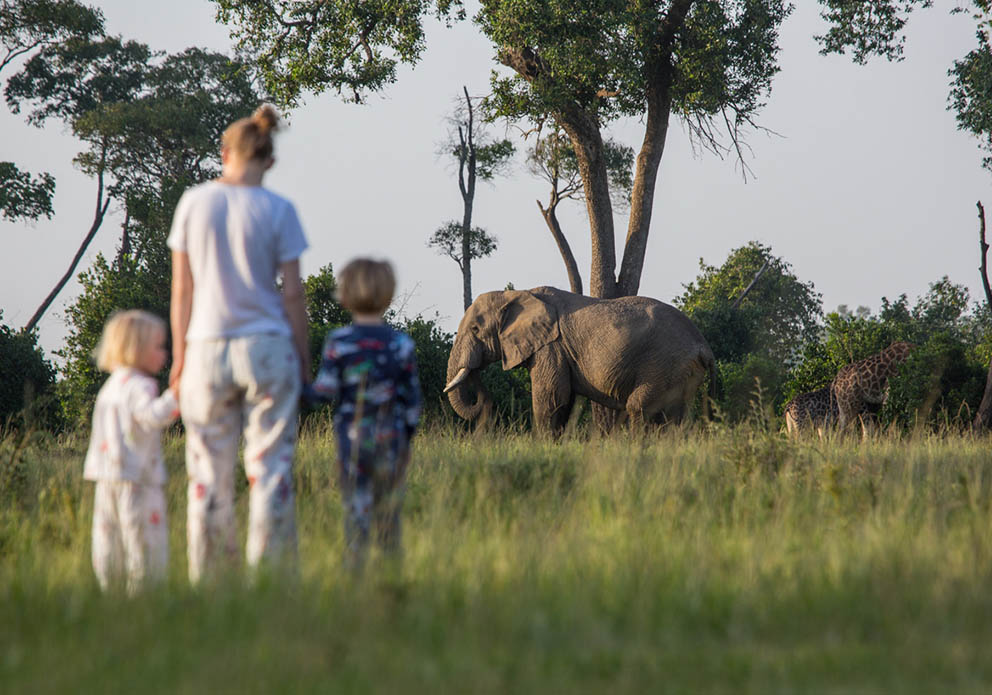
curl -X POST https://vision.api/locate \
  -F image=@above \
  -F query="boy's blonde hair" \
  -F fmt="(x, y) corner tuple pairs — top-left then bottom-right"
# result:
(94, 310), (166, 372)
(337, 258), (396, 314)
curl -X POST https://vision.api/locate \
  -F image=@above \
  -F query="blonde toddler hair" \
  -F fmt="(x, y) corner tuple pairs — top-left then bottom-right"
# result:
(222, 104), (280, 162)
(95, 310), (166, 372)
(337, 258), (396, 314)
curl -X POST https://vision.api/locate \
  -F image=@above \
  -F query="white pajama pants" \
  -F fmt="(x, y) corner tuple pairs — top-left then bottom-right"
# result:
(180, 334), (301, 584)
(91, 480), (168, 593)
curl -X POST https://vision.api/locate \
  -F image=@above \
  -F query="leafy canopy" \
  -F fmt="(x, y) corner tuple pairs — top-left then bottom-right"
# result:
(528, 129), (634, 209)
(210, 0), (464, 105)
(677, 241), (822, 365)
(480, 0), (792, 154)
(0, 0), (103, 74)
(428, 221), (498, 268)
(0, 162), (54, 222)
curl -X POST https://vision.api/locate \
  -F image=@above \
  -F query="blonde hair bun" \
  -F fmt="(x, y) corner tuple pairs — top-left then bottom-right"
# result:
(251, 104), (280, 135)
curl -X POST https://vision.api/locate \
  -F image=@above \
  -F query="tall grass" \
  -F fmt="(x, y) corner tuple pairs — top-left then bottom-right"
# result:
(4, 423), (992, 692)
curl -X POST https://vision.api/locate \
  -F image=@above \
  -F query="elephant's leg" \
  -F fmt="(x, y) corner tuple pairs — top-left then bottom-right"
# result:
(530, 346), (573, 435)
(627, 383), (669, 429)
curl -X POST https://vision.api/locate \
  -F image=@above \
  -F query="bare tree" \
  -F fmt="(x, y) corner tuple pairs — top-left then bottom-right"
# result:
(973, 201), (992, 430)
(430, 86), (514, 310)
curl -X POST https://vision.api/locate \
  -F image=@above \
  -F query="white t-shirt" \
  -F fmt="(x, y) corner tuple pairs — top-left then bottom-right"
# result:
(167, 181), (308, 341)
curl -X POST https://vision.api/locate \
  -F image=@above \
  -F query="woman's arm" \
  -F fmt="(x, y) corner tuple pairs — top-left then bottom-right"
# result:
(170, 250), (193, 391)
(280, 258), (311, 384)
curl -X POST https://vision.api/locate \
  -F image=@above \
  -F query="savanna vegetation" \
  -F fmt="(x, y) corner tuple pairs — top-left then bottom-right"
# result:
(5, 424), (992, 692)
(5, 0), (992, 690)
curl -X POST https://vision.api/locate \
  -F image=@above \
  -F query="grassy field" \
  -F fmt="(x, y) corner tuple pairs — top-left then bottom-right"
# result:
(4, 420), (992, 693)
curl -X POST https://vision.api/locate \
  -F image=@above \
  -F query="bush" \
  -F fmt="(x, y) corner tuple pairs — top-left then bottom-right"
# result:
(882, 332), (986, 430)
(0, 313), (58, 430)
(58, 255), (168, 428)
(715, 355), (785, 423)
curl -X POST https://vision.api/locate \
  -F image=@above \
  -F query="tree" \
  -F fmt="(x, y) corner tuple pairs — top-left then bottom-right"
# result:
(781, 277), (987, 430)
(6, 38), (259, 334)
(0, 161), (54, 222)
(0, 310), (57, 429)
(429, 86), (514, 310)
(428, 221), (498, 307)
(527, 129), (633, 294)
(0, 0), (104, 224)
(678, 242), (822, 366)
(480, 1), (797, 299)
(676, 242), (821, 420)
(48, 46), (262, 423)
(5, 35), (151, 333)
(0, 0), (103, 73)
(210, 0), (465, 105)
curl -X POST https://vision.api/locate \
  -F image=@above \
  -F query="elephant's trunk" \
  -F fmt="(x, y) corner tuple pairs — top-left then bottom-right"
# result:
(446, 363), (492, 422)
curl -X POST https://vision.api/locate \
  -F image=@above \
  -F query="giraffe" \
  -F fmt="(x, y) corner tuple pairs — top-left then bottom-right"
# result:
(830, 341), (913, 433)
(784, 386), (836, 436)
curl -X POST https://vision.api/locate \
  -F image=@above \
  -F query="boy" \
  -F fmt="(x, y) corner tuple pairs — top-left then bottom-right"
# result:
(309, 258), (422, 571)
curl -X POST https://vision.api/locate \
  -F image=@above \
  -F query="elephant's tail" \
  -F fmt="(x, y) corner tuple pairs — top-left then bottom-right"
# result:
(703, 350), (718, 421)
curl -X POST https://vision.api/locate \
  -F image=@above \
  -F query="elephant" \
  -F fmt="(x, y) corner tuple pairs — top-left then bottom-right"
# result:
(444, 286), (717, 434)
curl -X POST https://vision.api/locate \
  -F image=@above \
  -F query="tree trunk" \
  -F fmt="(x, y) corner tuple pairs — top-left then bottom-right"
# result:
(617, 79), (673, 297)
(116, 205), (132, 264)
(559, 109), (618, 300)
(973, 201), (992, 430)
(22, 163), (110, 335)
(459, 86), (477, 311)
(537, 198), (582, 295)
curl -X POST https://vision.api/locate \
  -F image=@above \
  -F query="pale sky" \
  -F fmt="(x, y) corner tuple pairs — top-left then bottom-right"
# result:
(1, 1), (989, 359)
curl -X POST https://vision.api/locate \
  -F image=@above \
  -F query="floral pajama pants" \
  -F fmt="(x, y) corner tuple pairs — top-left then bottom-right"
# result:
(180, 334), (300, 584)
(91, 480), (168, 593)
(339, 452), (409, 572)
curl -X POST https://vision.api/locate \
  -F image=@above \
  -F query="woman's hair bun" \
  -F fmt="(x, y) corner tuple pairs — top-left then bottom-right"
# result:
(251, 104), (280, 135)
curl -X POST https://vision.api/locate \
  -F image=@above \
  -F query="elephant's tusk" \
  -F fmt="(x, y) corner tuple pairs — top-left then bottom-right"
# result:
(443, 367), (472, 393)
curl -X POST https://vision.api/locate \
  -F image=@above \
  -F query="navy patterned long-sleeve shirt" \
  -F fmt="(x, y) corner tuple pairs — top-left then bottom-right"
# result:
(308, 323), (422, 479)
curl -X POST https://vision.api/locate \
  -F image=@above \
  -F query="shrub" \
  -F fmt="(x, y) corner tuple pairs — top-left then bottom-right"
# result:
(0, 313), (58, 430)
(882, 332), (986, 430)
(58, 255), (168, 427)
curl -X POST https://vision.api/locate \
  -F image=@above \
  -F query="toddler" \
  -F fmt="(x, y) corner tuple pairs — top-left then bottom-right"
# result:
(309, 259), (422, 571)
(84, 310), (179, 592)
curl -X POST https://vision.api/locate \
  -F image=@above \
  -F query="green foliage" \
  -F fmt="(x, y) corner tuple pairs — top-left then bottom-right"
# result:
(715, 354), (786, 424)
(211, 0), (465, 105)
(0, 312), (57, 429)
(473, 138), (516, 181)
(950, 26), (992, 172)
(0, 161), (54, 221)
(480, 1), (792, 139)
(678, 241), (822, 366)
(396, 314), (454, 419)
(0, 0), (104, 74)
(783, 277), (986, 428)
(58, 255), (167, 427)
(303, 263), (351, 379)
(882, 332), (986, 430)
(479, 364), (532, 428)
(427, 221), (498, 268)
(815, 0), (933, 64)
(528, 129), (634, 209)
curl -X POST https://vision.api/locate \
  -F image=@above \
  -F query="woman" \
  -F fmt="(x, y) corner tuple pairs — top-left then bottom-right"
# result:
(168, 105), (309, 583)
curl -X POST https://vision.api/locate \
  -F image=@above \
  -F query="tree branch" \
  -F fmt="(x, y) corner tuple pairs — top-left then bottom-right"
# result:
(979, 200), (992, 311)
(22, 157), (112, 334)
(730, 259), (770, 310)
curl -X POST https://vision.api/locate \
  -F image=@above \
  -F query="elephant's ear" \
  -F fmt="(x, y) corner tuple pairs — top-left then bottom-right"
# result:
(498, 291), (560, 370)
